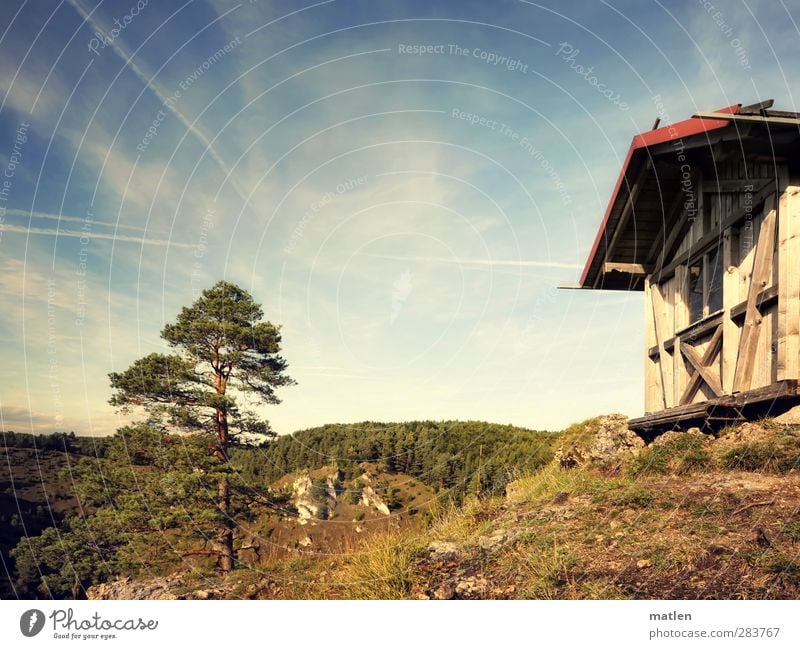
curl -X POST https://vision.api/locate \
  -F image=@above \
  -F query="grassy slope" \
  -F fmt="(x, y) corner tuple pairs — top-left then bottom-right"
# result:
(225, 418), (800, 600)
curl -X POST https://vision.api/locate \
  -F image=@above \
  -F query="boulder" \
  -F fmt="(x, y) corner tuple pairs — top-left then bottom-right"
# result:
(587, 414), (644, 462)
(427, 540), (459, 562)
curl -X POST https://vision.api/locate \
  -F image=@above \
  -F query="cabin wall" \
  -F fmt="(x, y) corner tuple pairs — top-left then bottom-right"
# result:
(644, 157), (796, 414)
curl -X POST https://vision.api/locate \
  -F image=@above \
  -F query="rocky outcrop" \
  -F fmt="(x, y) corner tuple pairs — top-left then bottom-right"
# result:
(361, 485), (391, 515)
(358, 472), (391, 515)
(292, 474), (321, 523)
(650, 428), (714, 447)
(554, 414), (643, 469)
(88, 576), (179, 600)
(587, 414), (644, 461)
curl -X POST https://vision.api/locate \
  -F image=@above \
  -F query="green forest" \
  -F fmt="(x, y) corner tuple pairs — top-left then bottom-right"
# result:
(234, 420), (555, 498)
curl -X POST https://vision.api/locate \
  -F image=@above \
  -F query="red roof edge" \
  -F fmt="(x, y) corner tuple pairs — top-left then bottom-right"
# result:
(578, 103), (741, 288)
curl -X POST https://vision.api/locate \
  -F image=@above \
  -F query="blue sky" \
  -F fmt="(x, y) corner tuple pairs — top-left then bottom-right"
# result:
(0, 0), (797, 435)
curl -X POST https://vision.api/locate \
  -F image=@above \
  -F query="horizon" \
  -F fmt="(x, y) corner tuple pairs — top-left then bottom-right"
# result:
(1, 0), (799, 436)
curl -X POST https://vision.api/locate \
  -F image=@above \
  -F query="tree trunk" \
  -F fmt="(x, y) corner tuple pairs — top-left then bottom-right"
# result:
(217, 477), (234, 573)
(215, 402), (234, 573)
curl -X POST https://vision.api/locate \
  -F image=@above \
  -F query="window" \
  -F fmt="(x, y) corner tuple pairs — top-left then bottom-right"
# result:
(687, 246), (724, 324)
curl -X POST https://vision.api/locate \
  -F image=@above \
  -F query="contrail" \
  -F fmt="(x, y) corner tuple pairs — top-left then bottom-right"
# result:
(359, 252), (583, 270)
(5, 208), (151, 233)
(2, 223), (194, 248)
(65, 0), (250, 204)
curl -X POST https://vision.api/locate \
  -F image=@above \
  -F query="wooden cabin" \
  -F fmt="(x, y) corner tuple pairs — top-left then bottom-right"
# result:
(577, 100), (800, 434)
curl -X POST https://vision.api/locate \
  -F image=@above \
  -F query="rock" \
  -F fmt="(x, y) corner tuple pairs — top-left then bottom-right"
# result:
(588, 414), (644, 461)
(431, 583), (456, 600)
(299, 536), (313, 547)
(455, 576), (488, 597)
(650, 429), (713, 447)
(192, 590), (209, 600)
(774, 404), (800, 425)
(292, 474), (322, 522)
(361, 485), (391, 516)
(477, 528), (521, 552)
(428, 540), (459, 562)
(87, 575), (183, 600)
(717, 421), (769, 446)
(554, 446), (585, 469)
(636, 559), (652, 569)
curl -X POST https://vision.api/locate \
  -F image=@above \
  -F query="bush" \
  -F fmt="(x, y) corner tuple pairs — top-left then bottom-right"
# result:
(627, 433), (712, 476)
(627, 447), (669, 476)
(722, 442), (776, 471)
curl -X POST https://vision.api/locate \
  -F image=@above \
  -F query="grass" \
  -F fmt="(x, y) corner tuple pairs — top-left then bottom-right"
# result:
(336, 531), (420, 599)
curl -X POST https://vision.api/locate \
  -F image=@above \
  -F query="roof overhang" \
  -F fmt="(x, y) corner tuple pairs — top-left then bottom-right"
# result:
(577, 103), (741, 291)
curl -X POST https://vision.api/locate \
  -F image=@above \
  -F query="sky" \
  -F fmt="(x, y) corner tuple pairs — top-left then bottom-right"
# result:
(0, 0), (798, 436)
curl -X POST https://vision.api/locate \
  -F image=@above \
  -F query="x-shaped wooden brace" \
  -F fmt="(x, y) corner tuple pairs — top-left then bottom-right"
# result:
(679, 324), (723, 405)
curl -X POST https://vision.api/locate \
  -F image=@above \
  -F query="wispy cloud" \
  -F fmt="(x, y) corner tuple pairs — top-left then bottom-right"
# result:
(65, 0), (251, 204)
(358, 252), (582, 270)
(1, 223), (193, 247)
(5, 208), (152, 233)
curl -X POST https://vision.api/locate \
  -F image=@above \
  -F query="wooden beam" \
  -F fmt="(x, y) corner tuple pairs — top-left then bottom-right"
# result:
(702, 179), (771, 194)
(603, 262), (650, 275)
(600, 159), (652, 277)
(645, 188), (686, 267)
(738, 99), (774, 114)
(657, 181), (776, 280)
(730, 285), (778, 320)
(650, 279), (672, 409)
(680, 340), (723, 397)
(679, 325), (723, 404)
(777, 186), (800, 381)
(734, 196), (777, 392)
(693, 111), (800, 126)
(721, 225), (740, 394)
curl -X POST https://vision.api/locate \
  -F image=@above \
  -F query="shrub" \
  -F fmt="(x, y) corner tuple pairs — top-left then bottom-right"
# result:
(722, 442), (776, 471)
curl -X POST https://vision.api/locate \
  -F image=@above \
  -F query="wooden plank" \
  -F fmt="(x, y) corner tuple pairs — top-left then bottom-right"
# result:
(777, 185), (800, 380)
(649, 279), (671, 409)
(722, 225), (740, 393)
(646, 189), (689, 267)
(680, 340), (723, 396)
(601, 159), (652, 274)
(693, 111), (800, 126)
(734, 196), (777, 392)
(644, 278), (665, 412)
(730, 285), (778, 320)
(604, 262), (650, 275)
(673, 265), (689, 403)
(738, 99), (774, 114)
(679, 325), (723, 404)
(702, 179), (771, 193)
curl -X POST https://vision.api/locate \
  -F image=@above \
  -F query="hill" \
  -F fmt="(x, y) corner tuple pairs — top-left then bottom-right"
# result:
(3, 421), (554, 598)
(87, 416), (800, 600)
(0, 433), (98, 597)
(234, 420), (555, 501)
